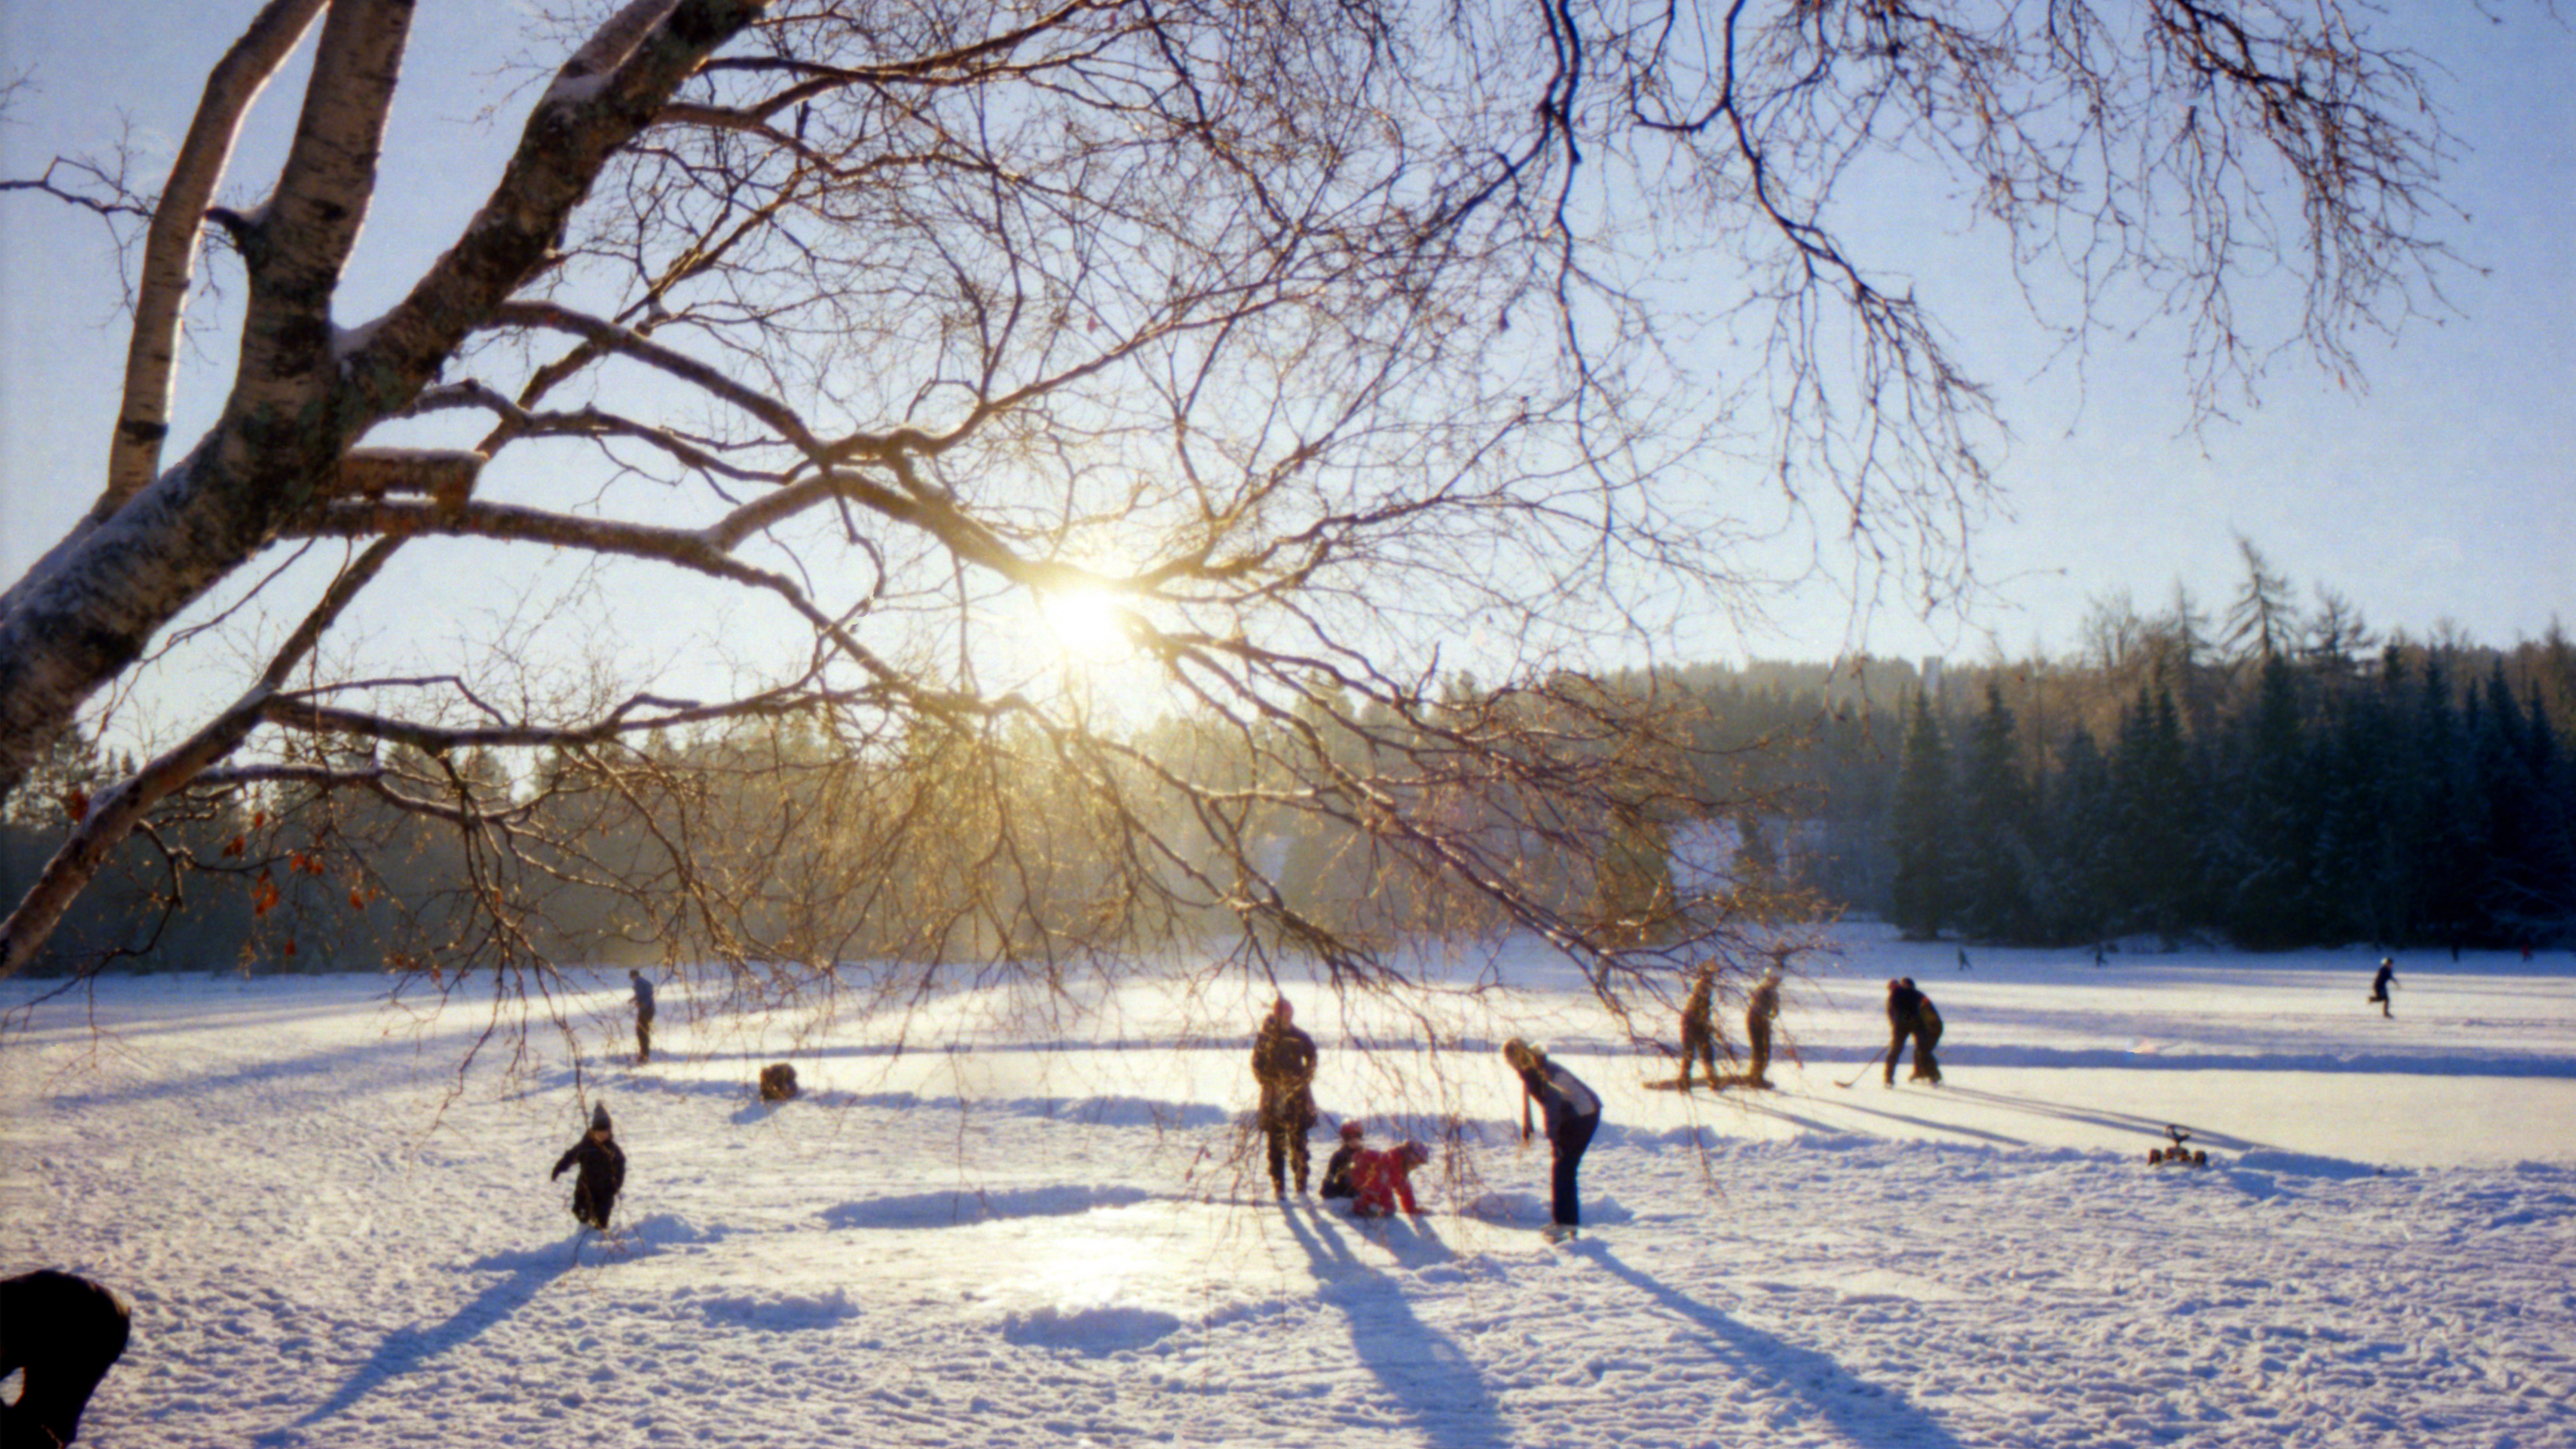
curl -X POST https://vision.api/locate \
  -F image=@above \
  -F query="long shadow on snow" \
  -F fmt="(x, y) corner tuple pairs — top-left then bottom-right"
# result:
(276, 1242), (582, 1435)
(1935, 1086), (2267, 1152)
(1280, 1206), (1507, 1449)
(1570, 1240), (1970, 1449)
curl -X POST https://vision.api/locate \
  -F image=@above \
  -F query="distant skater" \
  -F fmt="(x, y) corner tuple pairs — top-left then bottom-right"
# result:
(1884, 978), (1943, 1086)
(0, 1269), (130, 1449)
(1957, 946), (1972, 971)
(1503, 1038), (1601, 1238)
(1676, 961), (1721, 1092)
(551, 1102), (627, 1231)
(1252, 997), (1320, 1197)
(629, 969), (657, 1063)
(1744, 968), (1782, 1089)
(2367, 957), (2397, 1019)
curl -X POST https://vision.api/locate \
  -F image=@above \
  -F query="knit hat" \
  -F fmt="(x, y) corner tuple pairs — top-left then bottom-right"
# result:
(1338, 1120), (1365, 1139)
(589, 1102), (612, 1133)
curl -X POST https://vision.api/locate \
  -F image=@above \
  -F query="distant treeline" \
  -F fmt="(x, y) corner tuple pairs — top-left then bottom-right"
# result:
(10, 554), (2574, 972)
(1630, 582), (2576, 952)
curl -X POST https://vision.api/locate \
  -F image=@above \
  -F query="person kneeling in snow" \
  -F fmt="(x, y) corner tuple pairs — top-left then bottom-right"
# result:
(1320, 1121), (1365, 1200)
(1349, 1140), (1432, 1218)
(551, 1102), (627, 1230)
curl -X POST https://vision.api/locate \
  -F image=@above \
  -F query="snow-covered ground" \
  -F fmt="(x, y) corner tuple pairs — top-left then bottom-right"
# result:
(6, 927), (2574, 1447)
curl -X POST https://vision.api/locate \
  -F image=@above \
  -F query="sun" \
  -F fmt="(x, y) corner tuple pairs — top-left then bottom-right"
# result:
(1038, 583), (1137, 664)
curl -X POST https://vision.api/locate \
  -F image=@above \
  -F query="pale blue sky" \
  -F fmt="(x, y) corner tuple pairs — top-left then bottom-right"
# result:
(4, 2), (2571, 699)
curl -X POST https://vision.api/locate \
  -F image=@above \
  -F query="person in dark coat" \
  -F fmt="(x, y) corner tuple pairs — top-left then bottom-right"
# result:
(2367, 957), (2397, 1018)
(1744, 969), (1783, 1089)
(1251, 997), (1320, 1196)
(1884, 977), (1943, 1085)
(628, 969), (658, 1063)
(0, 1269), (130, 1449)
(1503, 1038), (1602, 1236)
(1320, 1120), (1364, 1199)
(1675, 961), (1721, 1092)
(552, 1102), (627, 1230)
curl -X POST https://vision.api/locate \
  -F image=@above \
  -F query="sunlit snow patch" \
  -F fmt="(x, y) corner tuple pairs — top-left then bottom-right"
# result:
(1000, 1302), (1183, 1355)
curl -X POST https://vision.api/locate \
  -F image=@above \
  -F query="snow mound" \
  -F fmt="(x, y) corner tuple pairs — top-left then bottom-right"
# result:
(689, 1287), (861, 1331)
(1000, 1303), (1183, 1355)
(819, 1184), (1153, 1229)
(1457, 1191), (1635, 1228)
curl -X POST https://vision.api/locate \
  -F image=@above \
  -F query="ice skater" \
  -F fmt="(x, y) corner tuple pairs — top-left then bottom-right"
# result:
(1675, 961), (1721, 1092)
(628, 968), (657, 1063)
(2367, 957), (2397, 1018)
(1744, 968), (1783, 1089)
(551, 1102), (627, 1231)
(1503, 1038), (1601, 1239)
(1884, 977), (1943, 1085)
(0, 1269), (129, 1449)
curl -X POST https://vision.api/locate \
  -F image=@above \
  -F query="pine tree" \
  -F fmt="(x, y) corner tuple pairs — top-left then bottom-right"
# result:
(1889, 692), (1956, 939)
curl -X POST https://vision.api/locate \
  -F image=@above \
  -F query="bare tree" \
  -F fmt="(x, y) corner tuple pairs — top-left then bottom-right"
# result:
(0, 0), (2504, 1049)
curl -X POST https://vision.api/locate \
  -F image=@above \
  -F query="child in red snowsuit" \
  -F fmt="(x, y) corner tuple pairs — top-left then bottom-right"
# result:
(1349, 1140), (1431, 1218)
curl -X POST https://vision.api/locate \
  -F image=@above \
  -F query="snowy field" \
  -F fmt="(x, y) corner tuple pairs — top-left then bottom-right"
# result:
(6, 927), (2574, 1448)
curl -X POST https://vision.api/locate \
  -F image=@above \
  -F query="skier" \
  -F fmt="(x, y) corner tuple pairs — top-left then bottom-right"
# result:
(551, 1102), (627, 1231)
(1319, 1121), (1364, 1200)
(0, 1269), (129, 1449)
(1251, 997), (1319, 1197)
(1502, 1038), (1602, 1239)
(628, 969), (657, 1063)
(1675, 960), (1721, 1092)
(2367, 957), (2397, 1019)
(1744, 968), (1783, 1089)
(1884, 978), (1943, 1086)
(1349, 1140), (1433, 1218)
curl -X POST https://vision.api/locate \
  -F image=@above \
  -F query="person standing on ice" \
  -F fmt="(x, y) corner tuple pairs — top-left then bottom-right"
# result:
(1675, 960), (1722, 1092)
(2367, 957), (2397, 1018)
(551, 1102), (627, 1230)
(1252, 997), (1320, 1197)
(1884, 978), (1943, 1086)
(1744, 968), (1783, 1089)
(1503, 1038), (1601, 1238)
(628, 968), (657, 1063)
(0, 1269), (130, 1448)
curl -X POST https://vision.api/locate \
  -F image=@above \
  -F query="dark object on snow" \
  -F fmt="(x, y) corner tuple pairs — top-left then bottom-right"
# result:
(2367, 958), (2396, 1019)
(1320, 1121), (1363, 1199)
(1252, 998), (1319, 1196)
(1675, 961), (1722, 1092)
(552, 1102), (627, 1230)
(0, 1268), (130, 1449)
(758, 1062), (800, 1102)
(1884, 978), (1943, 1085)
(629, 970), (658, 1062)
(1504, 1038), (1601, 1230)
(2147, 1124), (2211, 1167)
(1957, 946), (1972, 971)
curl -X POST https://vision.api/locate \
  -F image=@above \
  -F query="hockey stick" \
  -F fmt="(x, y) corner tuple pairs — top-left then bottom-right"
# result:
(1833, 1046), (1889, 1089)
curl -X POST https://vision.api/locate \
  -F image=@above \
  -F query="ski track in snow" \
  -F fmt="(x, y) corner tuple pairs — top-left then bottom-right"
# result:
(6, 931), (2574, 1448)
